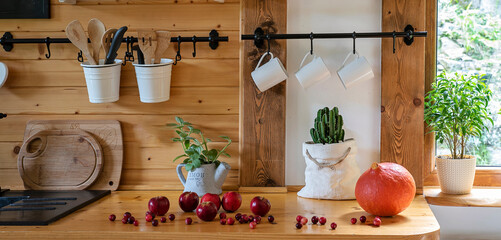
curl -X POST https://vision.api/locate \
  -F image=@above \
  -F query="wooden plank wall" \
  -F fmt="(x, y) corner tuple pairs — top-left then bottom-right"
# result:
(0, 0), (240, 190)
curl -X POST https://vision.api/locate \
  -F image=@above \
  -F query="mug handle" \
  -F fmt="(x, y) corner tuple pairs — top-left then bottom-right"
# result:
(298, 52), (316, 69)
(255, 52), (274, 71)
(176, 164), (187, 187)
(340, 51), (359, 69)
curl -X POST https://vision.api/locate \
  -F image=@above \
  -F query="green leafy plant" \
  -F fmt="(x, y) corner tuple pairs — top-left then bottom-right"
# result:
(310, 107), (345, 144)
(425, 72), (493, 159)
(168, 117), (232, 171)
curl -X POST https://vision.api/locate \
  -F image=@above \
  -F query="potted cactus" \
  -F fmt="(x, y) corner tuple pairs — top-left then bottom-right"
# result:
(298, 107), (361, 200)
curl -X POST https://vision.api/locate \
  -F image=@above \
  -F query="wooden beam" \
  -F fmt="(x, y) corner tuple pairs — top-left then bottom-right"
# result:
(240, 0), (286, 187)
(381, 0), (426, 193)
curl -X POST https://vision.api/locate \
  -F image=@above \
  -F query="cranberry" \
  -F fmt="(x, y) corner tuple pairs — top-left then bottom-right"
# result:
(248, 215), (254, 222)
(226, 217), (235, 225)
(235, 213), (242, 221)
(268, 215), (275, 223)
(351, 218), (357, 224)
(121, 218), (128, 224)
(145, 214), (153, 222)
(296, 215), (303, 223)
(168, 214), (175, 221)
(243, 215), (249, 223)
(238, 217), (246, 224)
(160, 217), (167, 223)
(300, 217), (308, 225)
(311, 216), (319, 224)
(152, 219), (159, 226)
(145, 211), (156, 218)
(124, 212), (132, 218)
(373, 217), (381, 227)
(133, 220), (139, 226)
(360, 216), (367, 223)
(108, 214), (116, 221)
(128, 216), (135, 224)
(295, 222), (303, 229)
(249, 221), (257, 229)
(185, 217), (193, 225)
(330, 222), (337, 230)
(319, 217), (327, 225)
(220, 212), (227, 219)
(220, 218), (227, 225)
(253, 215), (261, 224)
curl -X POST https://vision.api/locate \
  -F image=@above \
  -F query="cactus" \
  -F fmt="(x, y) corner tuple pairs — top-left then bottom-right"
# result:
(310, 107), (345, 144)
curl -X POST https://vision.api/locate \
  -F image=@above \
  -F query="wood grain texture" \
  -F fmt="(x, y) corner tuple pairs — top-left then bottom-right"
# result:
(381, 0), (426, 192)
(425, 187), (501, 207)
(240, 0), (287, 187)
(0, 191), (440, 239)
(51, 0), (240, 5)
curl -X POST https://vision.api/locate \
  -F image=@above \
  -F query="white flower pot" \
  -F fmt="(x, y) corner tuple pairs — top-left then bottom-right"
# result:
(436, 155), (476, 194)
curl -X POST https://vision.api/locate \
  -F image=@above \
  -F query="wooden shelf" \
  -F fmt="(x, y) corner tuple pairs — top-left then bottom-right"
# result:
(425, 187), (501, 207)
(0, 191), (439, 239)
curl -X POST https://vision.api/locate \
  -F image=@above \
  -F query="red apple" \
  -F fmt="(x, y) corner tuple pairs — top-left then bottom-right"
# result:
(179, 192), (199, 212)
(148, 196), (170, 216)
(201, 193), (221, 210)
(196, 201), (218, 221)
(221, 191), (242, 212)
(250, 196), (271, 217)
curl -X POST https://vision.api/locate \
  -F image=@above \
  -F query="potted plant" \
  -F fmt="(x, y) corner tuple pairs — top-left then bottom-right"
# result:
(169, 117), (232, 196)
(425, 72), (493, 194)
(297, 107), (361, 200)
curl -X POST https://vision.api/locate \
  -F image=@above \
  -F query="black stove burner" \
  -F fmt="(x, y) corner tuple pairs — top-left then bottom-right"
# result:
(0, 189), (110, 225)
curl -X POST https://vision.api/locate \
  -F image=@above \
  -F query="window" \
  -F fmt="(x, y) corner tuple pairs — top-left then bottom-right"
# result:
(437, 0), (501, 166)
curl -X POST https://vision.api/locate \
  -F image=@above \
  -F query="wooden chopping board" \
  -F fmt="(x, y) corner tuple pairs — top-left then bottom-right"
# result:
(18, 129), (104, 190)
(22, 120), (123, 191)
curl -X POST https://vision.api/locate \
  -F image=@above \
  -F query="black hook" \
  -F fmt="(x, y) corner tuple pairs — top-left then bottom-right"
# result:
(123, 37), (134, 66)
(309, 32), (314, 55)
(352, 31), (356, 54)
(266, 34), (271, 54)
(392, 31), (396, 54)
(45, 37), (51, 59)
(0, 113), (6, 119)
(174, 36), (182, 65)
(77, 50), (84, 62)
(192, 35), (197, 57)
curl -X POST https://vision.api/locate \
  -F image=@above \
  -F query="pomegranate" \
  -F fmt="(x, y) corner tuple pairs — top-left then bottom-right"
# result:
(196, 201), (218, 221)
(148, 196), (170, 216)
(221, 192), (242, 212)
(250, 196), (271, 217)
(355, 162), (416, 216)
(179, 192), (199, 212)
(201, 193), (221, 210)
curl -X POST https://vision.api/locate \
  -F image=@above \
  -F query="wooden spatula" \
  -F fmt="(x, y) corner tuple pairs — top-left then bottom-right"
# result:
(88, 18), (106, 64)
(66, 20), (97, 65)
(102, 28), (117, 57)
(137, 30), (157, 64)
(154, 31), (171, 64)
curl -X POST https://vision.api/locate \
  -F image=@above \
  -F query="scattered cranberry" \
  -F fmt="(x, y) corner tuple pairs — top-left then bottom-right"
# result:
(108, 214), (116, 221)
(330, 222), (337, 230)
(295, 222), (303, 229)
(360, 216), (367, 223)
(168, 214), (175, 221)
(152, 219), (159, 226)
(160, 217), (167, 223)
(268, 215), (275, 223)
(254, 215), (261, 224)
(248, 215), (254, 222)
(220, 212), (227, 219)
(185, 217), (193, 225)
(300, 217), (308, 225)
(220, 218), (227, 225)
(121, 218), (128, 224)
(296, 215), (303, 223)
(235, 213), (242, 221)
(133, 220), (139, 226)
(145, 211), (156, 218)
(319, 217), (327, 225)
(243, 215), (249, 223)
(226, 217), (235, 225)
(249, 221), (257, 229)
(128, 216), (135, 224)
(350, 218), (357, 224)
(124, 212), (132, 219)
(238, 217), (246, 224)
(311, 216), (319, 224)
(373, 217), (381, 227)
(145, 214), (153, 222)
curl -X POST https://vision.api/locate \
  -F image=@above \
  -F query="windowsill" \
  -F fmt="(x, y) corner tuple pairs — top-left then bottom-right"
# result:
(424, 187), (501, 207)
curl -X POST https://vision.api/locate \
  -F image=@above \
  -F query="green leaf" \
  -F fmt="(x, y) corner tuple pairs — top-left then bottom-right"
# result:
(173, 154), (188, 162)
(175, 116), (184, 124)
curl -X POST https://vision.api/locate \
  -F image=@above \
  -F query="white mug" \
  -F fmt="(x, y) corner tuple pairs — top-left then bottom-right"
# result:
(336, 51), (374, 89)
(251, 52), (288, 92)
(295, 52), (331, 89)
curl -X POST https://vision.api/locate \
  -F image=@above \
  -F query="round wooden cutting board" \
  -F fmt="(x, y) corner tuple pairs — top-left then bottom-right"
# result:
(17, 129), (103, 190)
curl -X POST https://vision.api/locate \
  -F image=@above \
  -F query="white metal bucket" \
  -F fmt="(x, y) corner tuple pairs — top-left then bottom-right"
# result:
(133, 58), (173, 103)
(81, 59), (122, 103)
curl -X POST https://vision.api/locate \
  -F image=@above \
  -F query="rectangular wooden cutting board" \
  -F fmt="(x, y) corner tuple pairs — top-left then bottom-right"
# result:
(23, 120), (123, 191)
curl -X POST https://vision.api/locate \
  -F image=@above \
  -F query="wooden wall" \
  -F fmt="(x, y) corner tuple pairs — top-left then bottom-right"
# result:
(0, 0), (240, 190)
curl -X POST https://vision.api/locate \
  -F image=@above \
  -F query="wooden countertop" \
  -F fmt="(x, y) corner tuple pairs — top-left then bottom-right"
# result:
(0, 191), (440, 239)
(425, 187), (501, 207)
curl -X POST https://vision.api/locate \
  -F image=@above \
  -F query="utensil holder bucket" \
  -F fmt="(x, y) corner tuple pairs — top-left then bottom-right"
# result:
(81, 59), (122, 103)
(133, 59), (173, 103)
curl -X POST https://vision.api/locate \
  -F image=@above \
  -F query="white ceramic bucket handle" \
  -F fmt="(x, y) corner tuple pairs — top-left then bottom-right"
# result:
(340, 51), (360, 69)
(255, 52), (274, 71)
(299, 52), (317, 69)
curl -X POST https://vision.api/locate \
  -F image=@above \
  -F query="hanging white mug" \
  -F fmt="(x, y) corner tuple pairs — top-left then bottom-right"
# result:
(251, 52), (288, 92)
(295, 52), (331, 89)
(336, 51), (374, 89)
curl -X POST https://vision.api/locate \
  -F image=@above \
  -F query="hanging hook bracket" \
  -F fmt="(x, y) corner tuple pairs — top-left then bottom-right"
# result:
(174, 36), (182, 65)
(309, 32), (314, 55)
(403, 24), (415, 46)
(253, 27), (265, 48)
(44, 37), (51, 59)
(1, 32), (13, 52)
(352, 31), (356, 54)
(192, 36), (197, 57)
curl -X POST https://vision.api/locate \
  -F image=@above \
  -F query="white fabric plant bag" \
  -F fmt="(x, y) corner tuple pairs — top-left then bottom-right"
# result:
(298, 139), (361, 200)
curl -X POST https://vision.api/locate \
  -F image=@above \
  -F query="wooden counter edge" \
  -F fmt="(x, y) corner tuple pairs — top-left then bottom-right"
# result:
(424, 187), (501, 207)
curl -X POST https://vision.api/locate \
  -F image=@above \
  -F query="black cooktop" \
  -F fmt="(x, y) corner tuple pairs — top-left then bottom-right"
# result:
(0, 189), (110, 225)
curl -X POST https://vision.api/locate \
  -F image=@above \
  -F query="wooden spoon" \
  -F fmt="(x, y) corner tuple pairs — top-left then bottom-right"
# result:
(154, 31), (171, 64)
(66, 20), (96, 65)
(137, 30), (157, 64)
(88, 18), (106, 64)
(101, 28), (117, 57)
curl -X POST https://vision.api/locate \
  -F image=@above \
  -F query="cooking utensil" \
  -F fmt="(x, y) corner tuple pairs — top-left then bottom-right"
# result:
(105, 26), (128, 64)
(66, 20), (97, 65)
(24, 120), (123, 191)
(101, 28), (117, 56)
(132, 45), (145, 64)
(88, 18), (106, 64)
(137, 30), (157, 64)
(18, 129), (104, 190)
(154, 31), (171, 64)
